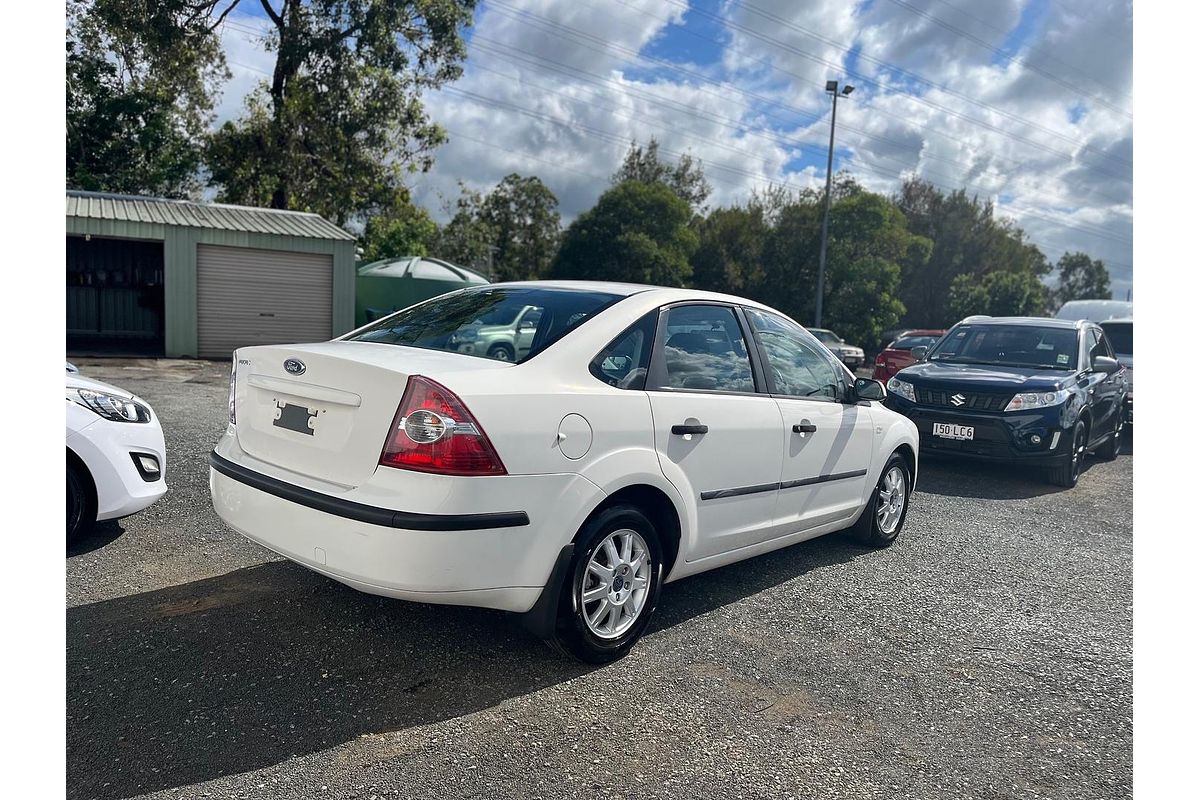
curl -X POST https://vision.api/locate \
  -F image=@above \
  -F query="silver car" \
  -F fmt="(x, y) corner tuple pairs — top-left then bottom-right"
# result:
(809, 328), (865, 369)
(453, 303), (543, 361)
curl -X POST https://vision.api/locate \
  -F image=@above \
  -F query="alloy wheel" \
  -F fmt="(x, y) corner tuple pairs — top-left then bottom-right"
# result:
(876, 465), (907, 535)
(1071, 426), (1085, 481)
(580, 528), (652, 639)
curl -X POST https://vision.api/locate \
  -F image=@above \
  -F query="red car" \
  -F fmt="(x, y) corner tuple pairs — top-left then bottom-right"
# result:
(872, 329), (946, 382)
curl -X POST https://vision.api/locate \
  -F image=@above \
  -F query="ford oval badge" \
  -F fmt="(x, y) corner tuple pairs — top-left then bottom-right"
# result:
(284, 358), (306, 376)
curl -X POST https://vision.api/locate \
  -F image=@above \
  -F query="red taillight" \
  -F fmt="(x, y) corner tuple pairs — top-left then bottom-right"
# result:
(379, 376), (507, 476)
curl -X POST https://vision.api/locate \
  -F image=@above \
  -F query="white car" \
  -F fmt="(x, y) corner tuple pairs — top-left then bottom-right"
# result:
(210, 282), (918, 662)
(66, 369), (168, 543)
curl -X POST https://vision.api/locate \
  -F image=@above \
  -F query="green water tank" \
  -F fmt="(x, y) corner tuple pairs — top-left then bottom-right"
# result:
(355, 256), (489, 327)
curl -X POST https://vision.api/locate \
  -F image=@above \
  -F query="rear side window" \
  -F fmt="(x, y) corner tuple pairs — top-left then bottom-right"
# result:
(653, 305), (756, 393)
(590, 312), (657, 390)
(1100, 322), (1133, 355)
(345, 287), (621, 363)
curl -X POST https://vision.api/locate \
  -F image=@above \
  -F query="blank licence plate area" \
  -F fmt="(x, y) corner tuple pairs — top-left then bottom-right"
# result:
(932, 422), (974, 441)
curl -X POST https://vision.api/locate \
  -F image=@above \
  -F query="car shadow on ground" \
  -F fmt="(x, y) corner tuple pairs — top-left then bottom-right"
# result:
(917, 428), (1132, 501)
(67, 535), (864, 800)
(66, 520), (125, 558)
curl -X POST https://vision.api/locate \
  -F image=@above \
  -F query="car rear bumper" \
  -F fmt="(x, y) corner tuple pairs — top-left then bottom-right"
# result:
(209, 434), (604, 613)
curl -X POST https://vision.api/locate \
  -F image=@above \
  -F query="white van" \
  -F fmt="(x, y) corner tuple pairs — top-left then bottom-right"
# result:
(1055, 299), (1133, 322)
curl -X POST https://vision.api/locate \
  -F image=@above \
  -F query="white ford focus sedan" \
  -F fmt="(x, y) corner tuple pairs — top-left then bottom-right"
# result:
(211, 282), (918, 662)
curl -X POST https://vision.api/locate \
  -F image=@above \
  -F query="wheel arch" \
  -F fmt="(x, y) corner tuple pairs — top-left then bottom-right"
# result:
(66, 446), (97, 518)
(575, 483), (683, 580)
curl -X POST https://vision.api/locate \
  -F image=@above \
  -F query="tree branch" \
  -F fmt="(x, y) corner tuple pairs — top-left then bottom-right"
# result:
(259, 0), (284, 28)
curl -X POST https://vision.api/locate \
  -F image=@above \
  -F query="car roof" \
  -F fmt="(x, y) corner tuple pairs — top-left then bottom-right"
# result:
(897, 329), (945, 336)
(957, 316), (1088, 330)
(1100, 317), (1133, 324)
(473, 280), (785, 312)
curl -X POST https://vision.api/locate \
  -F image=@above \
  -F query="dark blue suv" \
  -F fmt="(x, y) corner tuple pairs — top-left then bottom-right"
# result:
(883, 316), (1128, 487)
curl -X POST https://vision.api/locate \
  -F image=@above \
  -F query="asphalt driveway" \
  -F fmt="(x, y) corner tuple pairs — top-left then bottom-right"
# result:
(66, 358), (1132, 800)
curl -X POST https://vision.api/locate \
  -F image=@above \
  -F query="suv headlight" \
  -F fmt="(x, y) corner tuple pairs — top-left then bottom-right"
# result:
(1004, 389), (1071, 412)
(68, 388), (152, 423)
(886, 377), (916, 402)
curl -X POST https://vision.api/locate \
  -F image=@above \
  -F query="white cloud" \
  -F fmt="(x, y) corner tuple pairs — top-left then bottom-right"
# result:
(210, 0), (1134, 297)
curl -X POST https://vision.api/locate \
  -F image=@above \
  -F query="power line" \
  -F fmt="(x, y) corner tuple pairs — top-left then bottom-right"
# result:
(880, 0), (1131, 118)
(469, 36), (1134, 210)
(463, 46), (1133, 247)
(592, 0), (1133, 178)
(707, 0), (1131, 166)
(219, 15), (1132, 257)
(915, 0), (1133, 99)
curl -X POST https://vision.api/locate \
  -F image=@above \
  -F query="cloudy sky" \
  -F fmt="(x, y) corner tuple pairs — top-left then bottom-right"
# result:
(217, 0), (1133, 299)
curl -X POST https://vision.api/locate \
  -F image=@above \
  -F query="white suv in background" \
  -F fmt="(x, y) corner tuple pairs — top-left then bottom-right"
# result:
(66, 368), (167, 543)
(210, 282), (918, 662)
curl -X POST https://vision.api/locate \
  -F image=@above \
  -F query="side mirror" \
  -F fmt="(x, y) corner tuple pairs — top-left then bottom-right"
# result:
(1092, 355), (1120, 374)
(854, 377), (886, 402)
(909, 346), (929, 361)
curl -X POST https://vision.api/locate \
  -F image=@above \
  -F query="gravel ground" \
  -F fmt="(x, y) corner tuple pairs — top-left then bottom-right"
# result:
(66, 358), (1132, 800)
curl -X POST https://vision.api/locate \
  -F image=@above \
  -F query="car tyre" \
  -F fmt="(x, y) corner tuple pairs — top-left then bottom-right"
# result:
(552, 505), (662, 664)
(849, 451), (911, 548)
(1096, 418), (1124, 461)
(1048, 421), (1087, 487)
(67, 461), (94, 545)
(487, 343), (515, 362)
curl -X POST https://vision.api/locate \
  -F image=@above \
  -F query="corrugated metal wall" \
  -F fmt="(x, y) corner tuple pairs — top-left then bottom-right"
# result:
(196, 245), (333, 359)
(65, 216), (357, 358)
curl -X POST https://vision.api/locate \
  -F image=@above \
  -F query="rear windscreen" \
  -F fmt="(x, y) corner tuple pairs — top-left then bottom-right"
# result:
(344, 287), (623, 363)
(890, 335), (940, 351)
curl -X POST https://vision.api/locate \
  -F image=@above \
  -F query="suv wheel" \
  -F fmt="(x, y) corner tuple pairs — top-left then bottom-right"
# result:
(1048, 421), (1087, 487)
(1096, 419), (1124, 461)
(487, 343), (515, 362)
(552, 505), (662, 663)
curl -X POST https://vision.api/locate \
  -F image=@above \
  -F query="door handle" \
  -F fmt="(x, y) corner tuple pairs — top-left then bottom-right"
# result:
(671, 423), (708, 435)
(793, 421), (817, 434)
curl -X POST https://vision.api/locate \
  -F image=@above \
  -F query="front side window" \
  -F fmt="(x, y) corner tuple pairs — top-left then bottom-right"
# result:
(591, 312), (657, 390)
(345, 287), (621, 363)
(746, 309), (842, 400)
(929, 324), (1080, 371)
(654, 305), (756, 393)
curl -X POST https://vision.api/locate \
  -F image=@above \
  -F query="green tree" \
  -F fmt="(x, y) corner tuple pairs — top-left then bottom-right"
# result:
(551, 181), (698, 285)
(430, 185), (497, 271)
(1052, 251), (1112, 306)
(689, 204), (769, 294)
(946, 270), (1048, 320)
(359, 194), (438, 262)
(66, 0), (227, 196)
(612, 138), (712, 214)
(895, 178), (1048, 327)
(477, 174), (562, 281)
(206, 0), (476, 225)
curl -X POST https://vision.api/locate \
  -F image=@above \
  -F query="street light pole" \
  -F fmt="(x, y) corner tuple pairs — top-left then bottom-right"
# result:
(815, 80), (852, 328)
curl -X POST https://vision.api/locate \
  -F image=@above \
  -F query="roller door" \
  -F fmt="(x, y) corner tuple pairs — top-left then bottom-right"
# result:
(196, 245), (333, 358)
